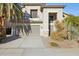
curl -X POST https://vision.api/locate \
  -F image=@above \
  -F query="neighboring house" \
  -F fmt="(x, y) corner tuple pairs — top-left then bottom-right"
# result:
(6, 3), (65, 37)
(63, 12), (71, 19)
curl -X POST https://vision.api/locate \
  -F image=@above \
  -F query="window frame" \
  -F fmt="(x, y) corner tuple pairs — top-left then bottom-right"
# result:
(30, 9), (38, 18)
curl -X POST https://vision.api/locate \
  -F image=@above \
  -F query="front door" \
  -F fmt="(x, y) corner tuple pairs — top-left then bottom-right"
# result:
(49, 13), (57, 36)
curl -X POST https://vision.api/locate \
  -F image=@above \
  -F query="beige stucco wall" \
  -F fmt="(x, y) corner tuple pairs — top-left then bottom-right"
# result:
(42, 8), (64, 37)
(24, 6), (42, 21)
(22, 6), (64, 37)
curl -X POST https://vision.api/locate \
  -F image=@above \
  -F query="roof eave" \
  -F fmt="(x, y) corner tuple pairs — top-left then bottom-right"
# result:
(41, 5), (65, 12)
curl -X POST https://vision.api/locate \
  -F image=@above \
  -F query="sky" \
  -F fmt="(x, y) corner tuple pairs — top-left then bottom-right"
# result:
(48, 3), (79, 16)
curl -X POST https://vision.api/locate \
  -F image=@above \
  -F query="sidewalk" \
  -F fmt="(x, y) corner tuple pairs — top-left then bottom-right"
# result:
(0, 48), (79, 56)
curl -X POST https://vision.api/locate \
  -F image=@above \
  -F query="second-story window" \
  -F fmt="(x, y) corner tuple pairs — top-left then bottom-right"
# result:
(30, 9), (37, 18)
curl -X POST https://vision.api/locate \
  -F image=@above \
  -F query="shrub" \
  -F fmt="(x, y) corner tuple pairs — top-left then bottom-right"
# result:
(51, 20), (68, 41)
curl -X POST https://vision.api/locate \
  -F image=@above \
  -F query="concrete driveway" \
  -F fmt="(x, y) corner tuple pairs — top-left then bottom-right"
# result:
(0, 25), (44, 48)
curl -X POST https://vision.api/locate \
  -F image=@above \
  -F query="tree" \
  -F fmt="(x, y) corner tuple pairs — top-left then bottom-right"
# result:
(0, 3), (29, 42)
(64, 15), (79, 40)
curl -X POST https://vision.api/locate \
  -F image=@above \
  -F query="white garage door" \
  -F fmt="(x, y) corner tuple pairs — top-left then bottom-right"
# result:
(31, 25), (40, 36)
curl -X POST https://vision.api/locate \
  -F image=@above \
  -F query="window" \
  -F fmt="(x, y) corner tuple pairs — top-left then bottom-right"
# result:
(49, 13), (57, 22)
(49, 16), (54, 22)
(30, 9), (37, 18)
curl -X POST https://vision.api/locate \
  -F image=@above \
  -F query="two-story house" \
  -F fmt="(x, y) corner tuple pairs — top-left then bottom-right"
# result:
(22, 3), (64, 37)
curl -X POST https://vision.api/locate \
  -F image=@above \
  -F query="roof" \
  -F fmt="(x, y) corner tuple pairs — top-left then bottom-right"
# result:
(24, 3), (65, 8)
(63, 12), (72, 16)
(24, 3), (46, 6)
(42, 5), (65, 8)
(23, 3), (65, 12)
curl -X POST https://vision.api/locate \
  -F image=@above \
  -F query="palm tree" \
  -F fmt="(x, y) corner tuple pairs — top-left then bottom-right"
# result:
(0, 3), (28, 42)
(65, 15), (79, 40)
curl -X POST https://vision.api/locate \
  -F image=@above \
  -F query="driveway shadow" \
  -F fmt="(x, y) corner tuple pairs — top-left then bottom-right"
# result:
(0, 35), (21, 44)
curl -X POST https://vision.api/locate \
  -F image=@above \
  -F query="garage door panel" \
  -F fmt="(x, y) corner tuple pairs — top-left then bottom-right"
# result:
(30, 25), (40, 36)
